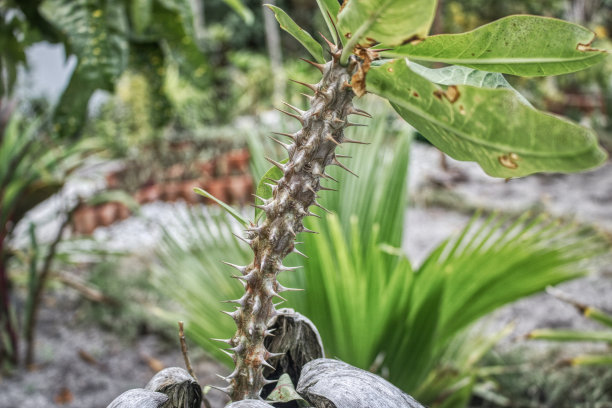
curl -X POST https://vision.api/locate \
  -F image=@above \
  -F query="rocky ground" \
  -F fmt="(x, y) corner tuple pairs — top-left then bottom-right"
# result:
(1, 141), (611, 407)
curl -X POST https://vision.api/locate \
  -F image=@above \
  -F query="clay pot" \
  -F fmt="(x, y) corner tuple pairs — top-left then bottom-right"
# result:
(138, 184), (161, 204)
(226, 174), (254, 205)
(115, 202), (131, 220)
(203, 178), (228, 204)
(197, 160), (215, 178)
(73, 205), (97, 235)
(179, 179), (201, 204)
(97, 202), (117, 227)
(162, 182), (181, 202)
(105, 171), (121, 189)
(227, 149), (251, 174)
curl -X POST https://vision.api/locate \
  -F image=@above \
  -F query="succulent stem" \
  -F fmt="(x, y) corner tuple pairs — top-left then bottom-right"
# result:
(222, 49), (364, 401)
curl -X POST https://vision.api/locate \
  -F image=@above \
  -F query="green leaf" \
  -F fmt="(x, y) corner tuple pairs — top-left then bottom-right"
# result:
(221, 0), (254, 24)
(254, 158), (288, 222)
(130, 0), (153, 34)
(337, 0), (437, 62)
(267, 373), (311, 406)
(528, 329), (612, 343)
(265, 4), (325, 64)
(316, 0), (342, 45)
(40, 0), (129, 137)
(366, 59), (607, 178)
(193, 188), (250, 227)
(382, 15), (608, 77)
(571, 354), (612, 366)
(408, 62), (531, 106)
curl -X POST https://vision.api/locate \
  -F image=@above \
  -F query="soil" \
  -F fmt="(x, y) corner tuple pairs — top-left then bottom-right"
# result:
(1, 142), (611, 407)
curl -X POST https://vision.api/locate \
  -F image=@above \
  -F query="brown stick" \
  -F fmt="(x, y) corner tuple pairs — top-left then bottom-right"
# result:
(178, 321), (198, 382)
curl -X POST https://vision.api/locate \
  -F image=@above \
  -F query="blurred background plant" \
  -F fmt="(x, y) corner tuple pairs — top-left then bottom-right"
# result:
(152, 100), (609, 407)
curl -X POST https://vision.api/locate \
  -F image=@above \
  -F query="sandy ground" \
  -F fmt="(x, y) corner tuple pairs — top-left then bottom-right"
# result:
(1, 142), (611, 407)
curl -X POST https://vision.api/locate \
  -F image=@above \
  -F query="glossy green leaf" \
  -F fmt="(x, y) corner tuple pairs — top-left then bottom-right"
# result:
(337, 0), (437, 62)
(254, 158), (288, 222)
(40, 0), (129, 137)
(265, 5), (325, 64)
(194, 188), (250, 227)
(409, 62), (531, 106)
(267, 373), (310, 406)
(571, 354), (612, 366)
(383, 15), (608, 77)
(366, 59), (607, 178)
(221, 0), (254, 24)
(316, 0), (342, 45)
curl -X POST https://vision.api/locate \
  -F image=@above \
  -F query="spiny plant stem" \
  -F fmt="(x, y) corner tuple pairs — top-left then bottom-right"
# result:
(217, 42), (367, 401)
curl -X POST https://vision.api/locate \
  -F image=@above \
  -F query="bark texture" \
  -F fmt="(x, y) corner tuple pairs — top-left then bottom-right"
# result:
(145, 367), (202, 408)
(219, 46), (365, 402)
(296, 359), (425, 408)
(226, 400), (276, 408)
(106, 389), (168, 408)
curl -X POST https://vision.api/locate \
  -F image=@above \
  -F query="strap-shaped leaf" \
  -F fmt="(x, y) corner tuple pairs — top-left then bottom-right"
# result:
(366, 59), (607, 178)
(316, 0), (342, 45)
(194, 188), (250, 227)
(409, 62), (531, 106)
(265, 5), (325, 64)
(382, 15), (608, 77)
(338, 0), (437, 62)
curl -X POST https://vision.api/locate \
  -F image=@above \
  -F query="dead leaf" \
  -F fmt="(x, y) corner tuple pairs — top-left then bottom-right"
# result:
(54, 387), (73, 404)
(142, 354), (165, 372)
(350, 45), (379, 97)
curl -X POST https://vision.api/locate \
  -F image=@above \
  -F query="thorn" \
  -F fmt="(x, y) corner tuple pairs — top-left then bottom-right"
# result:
(272, 131), (296, 141)
(265, 328), (276, 337)
(211, 338), (233, 345)
(265, 177), (279, 184)
(343, 138), (371, 145)
(318, 185), (337, 192)
(293, 247), (309, 258)
(351, 108), (372, 118)
(345, 121), (368, 127)
(210, 385), (232, 394)
(220, 298), (243, 305)
(265, 156), (286, 171)
(230, 275), (247, 288)
(221, 261), (247, 274)
(267, 135), (291, 151)
(277, 283), (304, 292)
(325, 10), (342, 49)
(252, 194), (267, 202)
(299, 57), (325, 73)
(266, 351), (285, 359)
(312, 201), (332, 214)
(301, 227), (318, 234)
(300, 92), (314, 101)
(219, 348), (235, 359)
(333, 158), (359, 177)
(306, 185), (318, 195)
(273, 301), (285, 308)
(232, 232), (252, 246)
(325, 133), (341, 146)
(215, 373), (229, 382)
(263, 378), (278, 386)
(342, 81), (352, 89)
(321, 172), (338, 182)
(278, 264), (302, 272)
(332, 117), (345, 125)
(289, 78), (318, 93)
(319, 32), (337, 52)
(335, 154), (352, 159)
(261, 359), (275, 370)
(281, 101), (305, 115)
(287, 226), (296, 237)
(264, 183), (276, 191)
(275, 108), (304, 124)
(299, 208), (321, 218)
(221, 310), (238, 319)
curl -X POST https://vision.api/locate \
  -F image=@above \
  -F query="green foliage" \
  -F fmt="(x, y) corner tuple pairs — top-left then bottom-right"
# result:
(154, 104), (606, 405)
(382, 16), (607, 77)
(265, 4), (325, 63)
(366, 59), (606, 178)
(527, 289), (612, 366)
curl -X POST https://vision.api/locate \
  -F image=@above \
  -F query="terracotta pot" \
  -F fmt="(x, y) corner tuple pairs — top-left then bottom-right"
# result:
(138, 184), (161, 204)
(115, 202), (130, 220)
(226, 174), (254, 205)
(97, 202), (117, 227)
(197, 160), (215, 178)
(203, 178), (228, 205)
(73, 205), (97, 235)
(105, 172), (121, 189)
(162, 182), (181, 202)
(179, 179), (201, 204)
(227, 149), (251, 174)
(216, 154), (229, 177)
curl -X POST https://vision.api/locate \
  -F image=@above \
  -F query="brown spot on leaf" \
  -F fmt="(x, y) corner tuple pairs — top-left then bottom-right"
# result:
(387, 67), (393, 72)
(413, 91), (419, 98)
(498, 153), (519, 169)
(459, 105), (466, 115)
(345, 32), (352, 39)
(577, 39), (602, 52)
(350, 45), (377, 97)
(433, 86), (460, 103)
(339, 0), (349, 13)
(401, 35), (425, 46)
